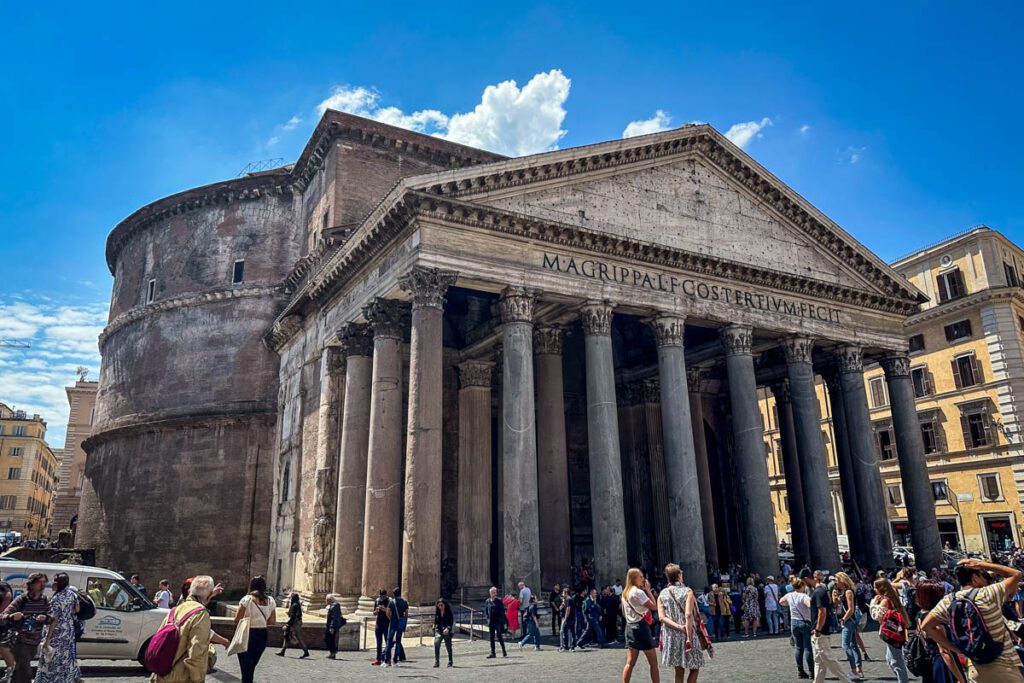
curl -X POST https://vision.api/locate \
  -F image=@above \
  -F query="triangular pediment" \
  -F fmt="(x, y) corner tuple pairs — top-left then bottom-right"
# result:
(409, 125), (925, 306)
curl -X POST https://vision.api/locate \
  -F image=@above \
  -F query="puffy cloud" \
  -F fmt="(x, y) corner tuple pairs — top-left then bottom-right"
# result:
(724, 117), (773, 148)
(622, 110), (673, 138)
(314, 70), (571, 157)
(799, 124), (811, 135)
(0, 295), (107, 448)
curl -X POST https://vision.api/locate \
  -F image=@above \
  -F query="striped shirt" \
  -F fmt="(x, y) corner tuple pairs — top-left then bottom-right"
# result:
(928, 581), (1018, 670)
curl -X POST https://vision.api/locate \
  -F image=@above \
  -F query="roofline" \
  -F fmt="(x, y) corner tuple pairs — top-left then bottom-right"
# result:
(890, 225), (995, 267)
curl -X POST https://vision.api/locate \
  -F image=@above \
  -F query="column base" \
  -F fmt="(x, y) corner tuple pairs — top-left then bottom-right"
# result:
(336, 594), (359, 613)
(354, 594), (378, 618)
(299, 590), (330, 612)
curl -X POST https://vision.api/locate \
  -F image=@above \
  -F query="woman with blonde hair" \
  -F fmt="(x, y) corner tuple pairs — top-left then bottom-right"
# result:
(834, 572), (863, 681)
(621, 567), (660, 683)
(872, 577), (910, 683)
(657, 564), (705, 683)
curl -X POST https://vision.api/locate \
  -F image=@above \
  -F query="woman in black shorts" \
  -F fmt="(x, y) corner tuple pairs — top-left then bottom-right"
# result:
(621, 567), (660, 683)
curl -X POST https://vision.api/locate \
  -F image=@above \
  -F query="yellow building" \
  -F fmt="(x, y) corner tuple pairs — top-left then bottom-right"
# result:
(762, 226), (1024, 558)
(0, 403), (59, 540)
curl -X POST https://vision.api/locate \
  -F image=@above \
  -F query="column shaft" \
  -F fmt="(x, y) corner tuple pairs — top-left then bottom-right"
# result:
(641, 381), (673, 571)
(687, 373), (719, 570)
(883, 354), (942, 570)
(400, 267), (457, 606)
(309, 346), (344, 598)
(783, 336), (841, 571)
(721, 325), (779, 577)
(837, 347), (891, 570)
(825, 374), (864, 560)
(332, 324), (373, 610)
(534, 327), (571, 589)
(651, 315), (706, 584)
(456, 361), (493, 595)
(773, 381), (810, 567)
(581, 302), (628, 584)
(359, 299), (407, 610)
(501, 288), (541, 589)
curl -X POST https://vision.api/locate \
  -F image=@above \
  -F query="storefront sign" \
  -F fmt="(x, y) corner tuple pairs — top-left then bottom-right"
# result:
(541, 253), (843, 324)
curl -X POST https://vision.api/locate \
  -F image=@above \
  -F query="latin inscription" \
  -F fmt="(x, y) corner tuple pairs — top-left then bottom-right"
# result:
(542, 253), (842, 324)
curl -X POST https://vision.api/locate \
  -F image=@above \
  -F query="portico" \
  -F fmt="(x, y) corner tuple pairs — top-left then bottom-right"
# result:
(268, 121), (942, 607)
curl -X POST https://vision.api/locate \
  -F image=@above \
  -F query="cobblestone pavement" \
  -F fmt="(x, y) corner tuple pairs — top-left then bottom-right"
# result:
(79, 632), (904, 683)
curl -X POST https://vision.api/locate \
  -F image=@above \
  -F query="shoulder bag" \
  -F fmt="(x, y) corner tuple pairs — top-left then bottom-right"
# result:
(227, 597), (251, 656)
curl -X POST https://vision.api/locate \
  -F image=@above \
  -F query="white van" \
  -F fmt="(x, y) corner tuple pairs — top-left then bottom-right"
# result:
(0, 561), (169, 663)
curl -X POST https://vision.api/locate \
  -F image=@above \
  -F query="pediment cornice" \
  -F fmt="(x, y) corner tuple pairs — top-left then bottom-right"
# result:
(409, 126), (925, 306)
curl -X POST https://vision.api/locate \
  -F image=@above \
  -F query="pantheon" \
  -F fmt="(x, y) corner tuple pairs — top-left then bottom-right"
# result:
(79, 110), (942, 608)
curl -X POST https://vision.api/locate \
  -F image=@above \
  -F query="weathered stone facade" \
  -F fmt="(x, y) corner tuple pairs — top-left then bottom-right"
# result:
(85, 110), (947, 603)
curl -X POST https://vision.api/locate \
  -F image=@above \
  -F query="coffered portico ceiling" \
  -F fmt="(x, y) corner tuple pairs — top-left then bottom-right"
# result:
(276, 123), (926, 344)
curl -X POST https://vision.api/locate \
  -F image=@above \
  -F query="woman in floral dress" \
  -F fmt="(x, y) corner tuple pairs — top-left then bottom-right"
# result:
(657, 564), (705, 683)
(37, 572), (81, 683)
(742, 577), (761, 637)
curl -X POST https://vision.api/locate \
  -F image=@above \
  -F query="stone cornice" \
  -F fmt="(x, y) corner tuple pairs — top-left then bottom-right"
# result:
(411, 125), (924, 307)
(100, 284), (287, 349)
(105, 173), (293, 275)
(904, 287), (1024, 327)
(289, 110), (503, 193)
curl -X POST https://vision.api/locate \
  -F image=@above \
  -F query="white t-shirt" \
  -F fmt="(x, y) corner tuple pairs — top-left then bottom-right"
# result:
(154, 589), (172, 609)
(613, 584), (624, 596)
(239, 594), (277, 628)
(622, 586), (650, 624)
(784, 590), (812, 622)
(765, 583), (780, 610)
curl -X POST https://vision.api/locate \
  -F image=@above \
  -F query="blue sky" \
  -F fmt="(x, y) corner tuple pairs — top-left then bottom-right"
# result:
(1, 1), (1021, 444)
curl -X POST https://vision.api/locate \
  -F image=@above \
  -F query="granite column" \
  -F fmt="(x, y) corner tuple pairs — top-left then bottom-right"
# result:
(782, 336), (841, 571)
(836, 346), (892, 570)
(500, 287), (541, 589)
(456, 360), (494, 598)
(534, 325), (572, 590)
(883, 353), (942, 570)
(824, 370), (865, 561)
(332, 323), (373, 611)
(721, 324), (779, 577)
(687, 368), (719, 570)
(771, 380), (811, 567)
(581, 301), (628, 584)
(650, 314), (706, 583)
(399, 267), (458, 606)
(358, 298), (408, 612)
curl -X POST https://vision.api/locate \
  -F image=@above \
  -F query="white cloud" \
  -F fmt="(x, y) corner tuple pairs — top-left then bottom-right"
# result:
(845, 146), (867, 164)
(0, 295), (107, 449)
(799, 124), (811, 135)
(282, 116), (302, 131)
(622, 110), (673, 138)
(314, 70), (571, 157)
(724, 117), (773, 148)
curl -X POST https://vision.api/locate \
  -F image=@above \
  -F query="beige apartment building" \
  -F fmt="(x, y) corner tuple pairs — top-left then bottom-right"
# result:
(0, 403), (59, 540)
(765, 226), (1024, 559)
(51, 377), (98, 537)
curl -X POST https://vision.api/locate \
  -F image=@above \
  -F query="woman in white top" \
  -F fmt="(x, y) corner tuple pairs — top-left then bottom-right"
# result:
(779, 575), (813, 679)
(233, 576), (277, 683)
(621, 567), (660, 683)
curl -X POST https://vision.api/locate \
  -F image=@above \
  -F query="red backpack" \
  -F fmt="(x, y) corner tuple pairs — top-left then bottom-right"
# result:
(144, 605), (205, 675)
(879, 607), (907, 646)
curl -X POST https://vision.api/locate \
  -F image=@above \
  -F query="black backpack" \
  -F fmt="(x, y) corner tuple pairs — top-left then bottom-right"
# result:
(904, 630), (928, 676)
(949, 588), (1003, 665)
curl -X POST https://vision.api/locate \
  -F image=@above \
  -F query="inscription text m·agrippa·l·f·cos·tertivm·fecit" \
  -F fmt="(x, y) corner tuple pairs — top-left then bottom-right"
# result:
(541, 253), (842, 324)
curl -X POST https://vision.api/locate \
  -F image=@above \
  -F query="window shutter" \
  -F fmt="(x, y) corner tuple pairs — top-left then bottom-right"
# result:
(874, 430), (885, 460)
(960, 413), (973, 449)
(982, 408), (995, 446)
(934, 416), (947, 453)
(955, 268), (967, 297)
(951, 358), (963, 389)
(972, 356), (984, 384)
(937, 275), (949, 303)
(889, 427), (899, 459)
(926, 371), (935, 395)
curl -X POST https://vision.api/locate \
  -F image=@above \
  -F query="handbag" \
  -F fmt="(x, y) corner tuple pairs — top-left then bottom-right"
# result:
(227, 598), (251, 656)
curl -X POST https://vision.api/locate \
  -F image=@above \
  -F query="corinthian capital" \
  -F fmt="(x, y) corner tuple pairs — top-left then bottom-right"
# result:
(880, 353), (912, 379)
(580, 301), (614, 336)
(362, 298), (409, 340)
(649, 314), (685, 348)
(336, 322), (373, 358)
(781, 335), (815, 365)
(534, 325), (565, 355)
(458, 360), (493, 389)
(836, 344), (863, 375)
(499, 286), (537, 324)
(720, 324), (753, 356)
(398, 266), (458, 310)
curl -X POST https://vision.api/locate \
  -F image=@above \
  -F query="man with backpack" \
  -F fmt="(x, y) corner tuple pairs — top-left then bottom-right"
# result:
(922, 558), (1023, 682)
